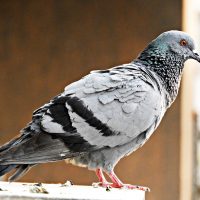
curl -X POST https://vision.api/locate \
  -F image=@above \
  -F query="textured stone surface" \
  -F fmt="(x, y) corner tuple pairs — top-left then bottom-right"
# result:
(0, 181), (145, 200)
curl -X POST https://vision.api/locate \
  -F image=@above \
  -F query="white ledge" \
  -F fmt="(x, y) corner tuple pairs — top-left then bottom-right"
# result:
(0, 181), (145, 200)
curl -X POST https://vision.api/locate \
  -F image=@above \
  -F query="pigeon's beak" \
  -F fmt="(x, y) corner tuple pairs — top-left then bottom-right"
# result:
(191, 50), (200, 63)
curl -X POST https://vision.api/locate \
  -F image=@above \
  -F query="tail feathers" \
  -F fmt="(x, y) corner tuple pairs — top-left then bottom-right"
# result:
(9, 164), (33, 182)
(0, 164), (33, 182)
(0, 130), (79, 180)
(0, 132), (78, 165)
(0, 133), (34, 181)
(0, 137), (21, 153)
(0, 164), (17, 177)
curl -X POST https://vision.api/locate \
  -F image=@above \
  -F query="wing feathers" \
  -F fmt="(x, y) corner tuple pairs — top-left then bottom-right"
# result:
(39, 65), (162, 149)
(65, 96), (116, 137)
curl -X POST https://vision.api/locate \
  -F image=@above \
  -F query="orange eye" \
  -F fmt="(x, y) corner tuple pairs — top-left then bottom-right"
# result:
(180, 39), (187, 46)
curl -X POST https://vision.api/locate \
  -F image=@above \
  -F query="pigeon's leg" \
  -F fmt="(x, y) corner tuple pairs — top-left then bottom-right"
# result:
(95, 168), (111, 187)
(107, 171), (150, 191)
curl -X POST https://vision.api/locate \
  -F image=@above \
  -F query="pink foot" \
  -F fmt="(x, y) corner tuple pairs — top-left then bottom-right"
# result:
(95, 169), (112, 188)
(95, 169), (150, 192)
(106, 170), (150, 192)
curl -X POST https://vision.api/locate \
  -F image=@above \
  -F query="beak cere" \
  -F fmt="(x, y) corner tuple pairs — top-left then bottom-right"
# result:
(192, 50), (200, 63)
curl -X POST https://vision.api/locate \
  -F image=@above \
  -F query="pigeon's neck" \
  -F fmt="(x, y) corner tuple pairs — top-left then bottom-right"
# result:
(136, 51), (184, 103)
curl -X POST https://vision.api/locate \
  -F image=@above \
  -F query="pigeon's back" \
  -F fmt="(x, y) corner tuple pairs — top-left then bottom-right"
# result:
(56, 63), (167, 148)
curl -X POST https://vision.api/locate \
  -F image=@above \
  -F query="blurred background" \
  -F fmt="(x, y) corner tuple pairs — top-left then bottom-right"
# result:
(0, 0), (200, 200)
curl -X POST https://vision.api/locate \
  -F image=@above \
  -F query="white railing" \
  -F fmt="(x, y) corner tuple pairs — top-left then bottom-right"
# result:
(0, 181), (146, 200)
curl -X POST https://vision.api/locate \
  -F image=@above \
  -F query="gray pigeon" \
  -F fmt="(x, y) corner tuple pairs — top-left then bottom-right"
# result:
(0, 30), (199, 191)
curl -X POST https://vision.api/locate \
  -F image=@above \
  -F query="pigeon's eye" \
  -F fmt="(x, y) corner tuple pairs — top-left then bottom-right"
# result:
(180, 39), (187, 46)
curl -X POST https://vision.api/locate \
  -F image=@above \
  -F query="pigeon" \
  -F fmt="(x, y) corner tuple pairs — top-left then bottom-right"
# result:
(0, 30), (199, 191)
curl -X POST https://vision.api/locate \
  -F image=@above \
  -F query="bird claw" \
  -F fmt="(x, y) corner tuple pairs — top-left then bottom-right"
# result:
(95, 169), (150, 192)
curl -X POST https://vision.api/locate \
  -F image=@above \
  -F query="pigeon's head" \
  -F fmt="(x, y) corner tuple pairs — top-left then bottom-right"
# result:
(137, 30), (200, 101)
(147, 30), (200, 64)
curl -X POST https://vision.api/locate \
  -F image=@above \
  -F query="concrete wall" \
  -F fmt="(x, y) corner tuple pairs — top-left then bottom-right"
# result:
(0, 1), (182, 200)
